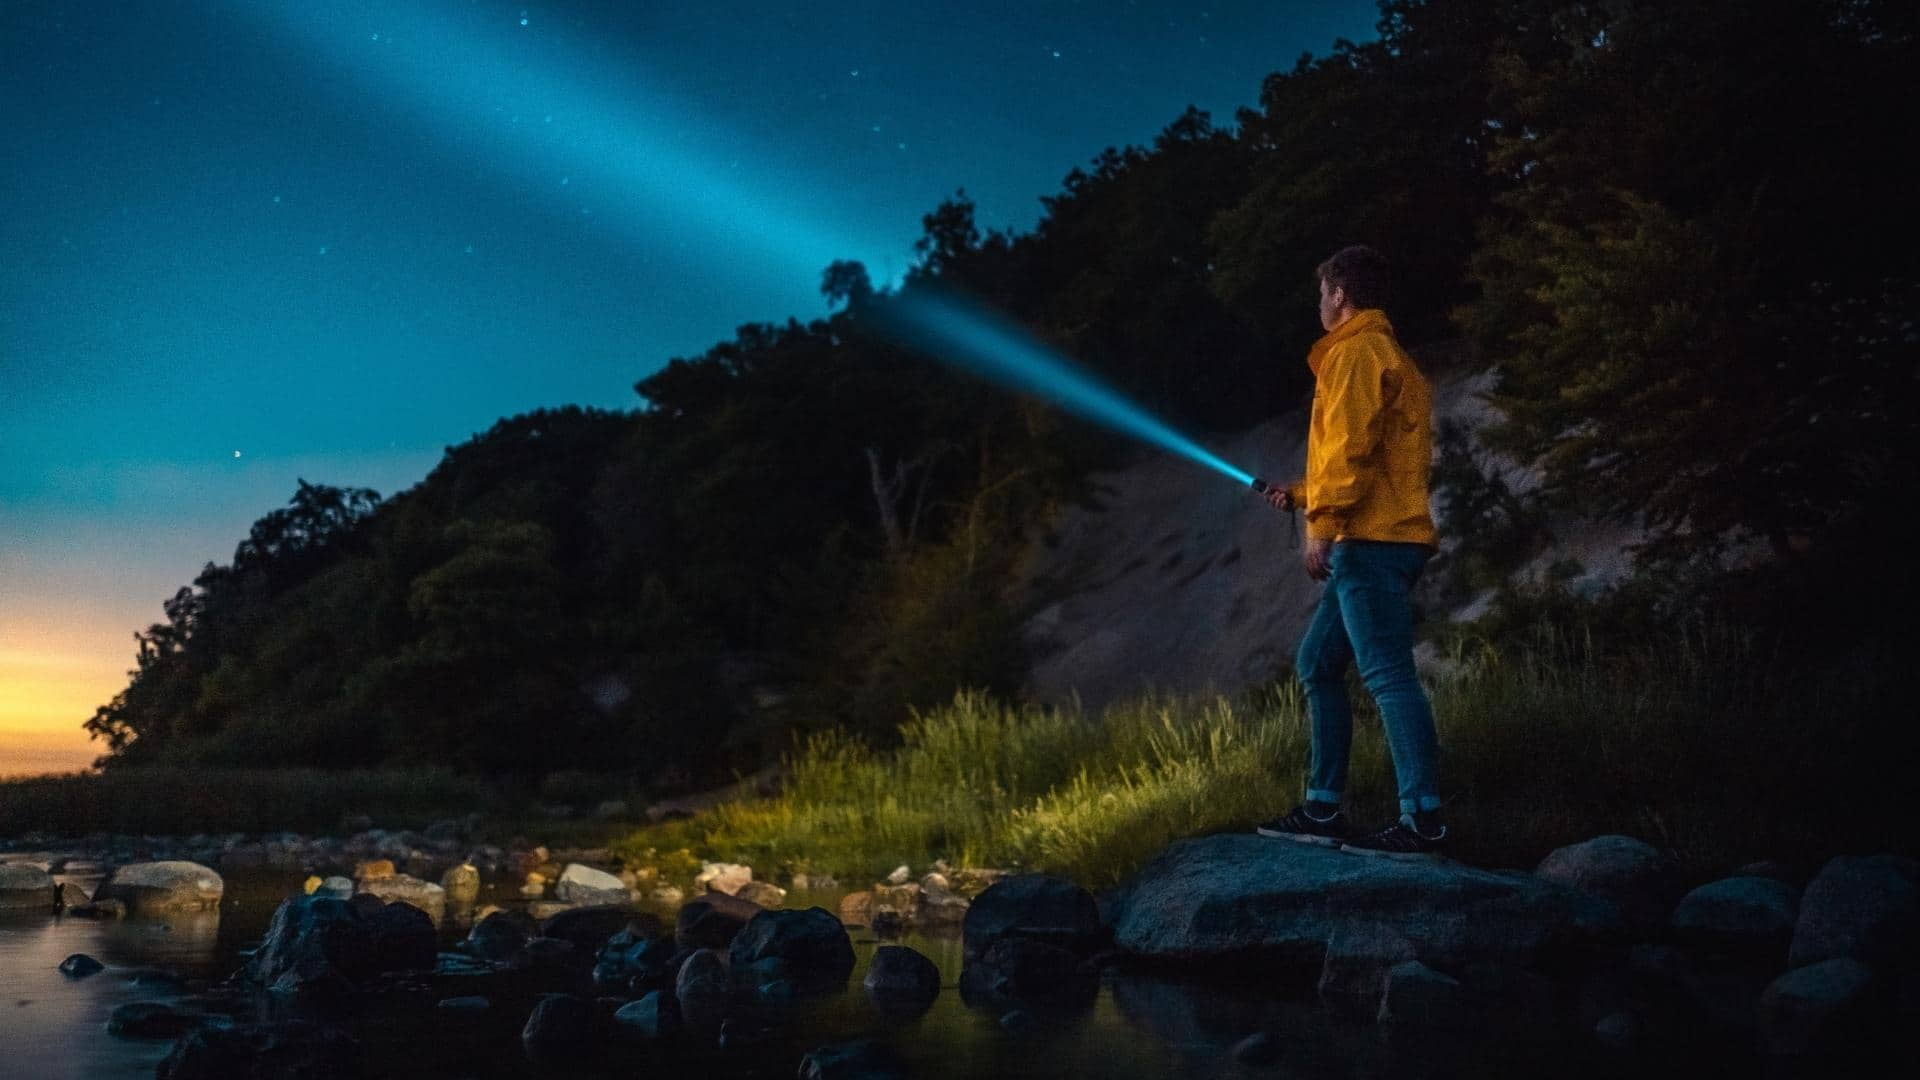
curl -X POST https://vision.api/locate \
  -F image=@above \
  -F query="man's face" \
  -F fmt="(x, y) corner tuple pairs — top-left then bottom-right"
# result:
(1318, 276), (1345, 331)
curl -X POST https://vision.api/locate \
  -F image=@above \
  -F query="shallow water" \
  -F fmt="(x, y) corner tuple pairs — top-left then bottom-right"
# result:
(0, 855), (1650, 1079)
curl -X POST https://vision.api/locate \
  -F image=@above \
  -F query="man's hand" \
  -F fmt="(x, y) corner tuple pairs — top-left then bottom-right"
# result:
(1304, 536), (1333, 582)
(1263, 487), (1295, 512)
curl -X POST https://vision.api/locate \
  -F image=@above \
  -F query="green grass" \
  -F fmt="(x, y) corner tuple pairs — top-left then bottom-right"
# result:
(615, 623), (1913, 890)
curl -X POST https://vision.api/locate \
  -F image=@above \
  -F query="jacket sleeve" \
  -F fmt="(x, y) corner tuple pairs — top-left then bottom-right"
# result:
(1304, 337), (1393, 540)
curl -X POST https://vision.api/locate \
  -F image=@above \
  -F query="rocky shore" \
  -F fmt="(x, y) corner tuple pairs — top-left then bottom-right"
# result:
(3, 827), (1913, 1077)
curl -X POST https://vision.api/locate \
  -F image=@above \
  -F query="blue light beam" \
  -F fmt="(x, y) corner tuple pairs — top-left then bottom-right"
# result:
(247, 1), (1262, 490)
(880, 290), (1256, 486)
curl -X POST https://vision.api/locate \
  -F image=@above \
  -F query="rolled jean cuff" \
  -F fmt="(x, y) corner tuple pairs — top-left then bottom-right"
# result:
(1398, 795), (1443, 815)
(1306, 788), (1344, 805)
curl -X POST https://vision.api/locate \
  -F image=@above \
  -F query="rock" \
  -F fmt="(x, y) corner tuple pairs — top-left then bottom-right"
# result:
(593, 926), (677, 993)
(527, 900), (576, 920)
(728, 907), (856, 993)
(798, 1037), (905, 1080)
(541, 904), (648, 952)
(467, 909), (536, 962)
(55, 881), (90, 912)
(918, 875), (970, 927)
(107, 1001), (201, 1039)
(1788, 854), (1918, 969)
(71, 898), (127, 919)
(650, 884), (685, 906)
(863, 944), (941, 1018)
(314, 876), (354, 901)
(520, 872), (547, 899)
(975, 936), (1090, 999)
(1317, 923), (1418, 1009)
(593, 799), (629, 820)
(675, 947), (731, 1028)
(555, 864), (629, 906)
(1533, 835), (1682, 936)
(440, 863), (481, 905)
(157, 1020), (363, 1079)
(735, 880), (786, 908)
(1110, 835), (1571, 970)
(91, 861), (224, 916)
(60, 953), (106, 978)
(1377, 960), (1469, 1026)
(612, 989), (677, 1040)
(886, 865), (912, 886)
(436, 995), (491, 1012)
(694, 861), (753, 896)
(1758, 957), (1883, 1056)
(248, 894), (435, 992)
(838, 890), (875, 928)
(1670, 875), (1798, 951)
(718, 1017), (774, 1051)
(676, 892), (761, 951)
(352, 859), (396, 883)
(0, 864), (56, 912)
(997, 1009), (1037, 1034)
(963, 874), (1102, 960)
(521, 993), (597, 1061)
(1592, 1010), (1644, 1050)
(356, 874), (445, 921)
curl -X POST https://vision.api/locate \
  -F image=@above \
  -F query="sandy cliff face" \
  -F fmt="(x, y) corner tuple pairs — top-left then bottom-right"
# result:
(1012, 364), (1646, 715)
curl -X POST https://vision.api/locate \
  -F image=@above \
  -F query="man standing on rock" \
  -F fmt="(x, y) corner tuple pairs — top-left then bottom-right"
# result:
(1254, 245), (1447, 858)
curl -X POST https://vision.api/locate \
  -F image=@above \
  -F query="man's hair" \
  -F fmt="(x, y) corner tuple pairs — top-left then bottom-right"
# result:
(1316, 245), (1392, 311)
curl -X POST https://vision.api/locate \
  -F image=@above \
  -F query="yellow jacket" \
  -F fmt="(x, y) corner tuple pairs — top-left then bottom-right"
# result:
(1285, 309), (1437, 547)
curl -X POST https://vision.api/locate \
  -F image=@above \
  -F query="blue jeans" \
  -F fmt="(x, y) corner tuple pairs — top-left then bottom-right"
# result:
(1296, 540), (1441, 821)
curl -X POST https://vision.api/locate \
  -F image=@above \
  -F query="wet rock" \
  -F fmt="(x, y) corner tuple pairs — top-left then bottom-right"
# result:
(863, 944), (940, 1018)
(727, 907), (855, 993)
(60, 953), (105, 978)
(1788, 854), (1918, 969)
(917, 874), (970, 927)
(611, 989), (677, 1040)
(735, 880), (787, 908)
(886, 865), (912, 886)
(314, 876), (354, 901)
(541, 904), (649, 952)
(521, 993), (598, 1061)
(838, 890), (875, 928)
(440, 863), (480, 905)
(675, 947), (731, 1029)
(55, 881), (90, 912)
(555, 864), (629, 906)
(71, 898), (127, 919)
(1670, 876), (1797, 952)
(1533, 835), (1682, 937)
(1110, 835), (1570, 970)
(0, 863), (57, 912)
(467, 908), (536, 962)
(107, 1001), (201, 1039)
(593, 925), (677, 994)
(677, 892), (760, 951)
(356, 873), (445, 922)
(248, 894), (435, 993)
(91, 861), (224, 916)
(157, 1020), (363, 1079)
(976, 936), (1089, 999)
(1759, 957), (1884, 1056)
(438, 994), (490, 1011)
(963, 874), (1102, 960)
(695, 861), (753, 896)
(353, 859), (396, 882)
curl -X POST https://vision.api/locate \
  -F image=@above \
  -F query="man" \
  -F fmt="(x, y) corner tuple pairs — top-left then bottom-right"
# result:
(1254, 245), (1447, 858)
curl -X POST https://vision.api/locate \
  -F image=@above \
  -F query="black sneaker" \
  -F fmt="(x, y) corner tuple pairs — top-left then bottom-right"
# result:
(1339, 818), (1448, 860)
(1254, 804), (1350, 847)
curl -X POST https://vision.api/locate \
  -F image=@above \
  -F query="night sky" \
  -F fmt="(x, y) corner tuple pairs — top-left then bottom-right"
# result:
(0, 0), (1378, 775)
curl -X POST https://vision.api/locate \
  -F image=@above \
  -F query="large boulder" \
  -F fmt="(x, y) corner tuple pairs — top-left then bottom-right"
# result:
(1758, 957), (1886, 1057)
(1669, 875), (1798, 952)
(1108, 834), (1573, 970)
(962, 874), (1102, 960)
(92, 861), (223, 916)
(520, 993), (598, 1062)
(467, 909), (537, 962)
(1788, 854), (1918, 969)
(248, 894), (436, 992)
(554, 864), (629, 906)
(1532, 835), (1681, 936)
(0, 864), (57, 911)
(863, 944), (942, 1019)
(727, 907), (856, 993)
